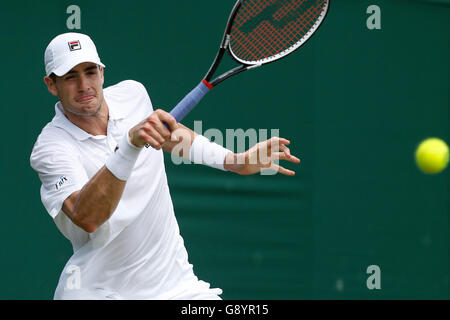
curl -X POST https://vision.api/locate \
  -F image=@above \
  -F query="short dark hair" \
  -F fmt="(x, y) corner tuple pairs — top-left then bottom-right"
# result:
(49, 73), (57, 83)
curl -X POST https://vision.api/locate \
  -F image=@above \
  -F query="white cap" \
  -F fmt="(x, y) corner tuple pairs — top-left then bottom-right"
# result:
(44, 32), (105, 76)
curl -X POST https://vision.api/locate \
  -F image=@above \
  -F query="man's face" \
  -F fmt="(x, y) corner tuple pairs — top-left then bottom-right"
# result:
(45, 62), (105, 117)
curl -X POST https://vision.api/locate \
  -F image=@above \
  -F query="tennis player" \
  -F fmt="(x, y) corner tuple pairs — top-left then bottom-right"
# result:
(30, 32), (300, 300)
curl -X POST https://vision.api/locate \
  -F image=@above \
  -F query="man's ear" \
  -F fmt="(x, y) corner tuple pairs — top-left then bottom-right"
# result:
(44, 76), (58, 97)
(99, 66), (104, 86)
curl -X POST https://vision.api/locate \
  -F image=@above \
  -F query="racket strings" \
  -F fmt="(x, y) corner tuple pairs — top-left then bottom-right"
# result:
(230, 0), (327, 63)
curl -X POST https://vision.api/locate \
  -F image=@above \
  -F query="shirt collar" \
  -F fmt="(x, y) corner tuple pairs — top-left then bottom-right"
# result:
(51, 94), (127, 141)
(52, 102), (92, 141)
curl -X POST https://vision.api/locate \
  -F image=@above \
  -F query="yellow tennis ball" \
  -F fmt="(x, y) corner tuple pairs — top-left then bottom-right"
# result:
(415, 138), (449, 174)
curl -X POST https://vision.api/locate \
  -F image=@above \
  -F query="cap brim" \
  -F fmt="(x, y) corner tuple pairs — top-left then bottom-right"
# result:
(52, 55), (105, 76)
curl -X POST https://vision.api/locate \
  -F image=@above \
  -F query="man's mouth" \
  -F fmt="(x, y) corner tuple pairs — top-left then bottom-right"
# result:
(77, 95), (95, 103)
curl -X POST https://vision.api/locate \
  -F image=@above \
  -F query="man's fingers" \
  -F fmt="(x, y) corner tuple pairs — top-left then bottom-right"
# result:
(140, 131), (162, 150)
(144, 125), (166, 145)
(267, 137), (290, 150)
(148, 118), (172, 141)
(156, 109), (178, 132)
(279, 144), (291, 158)
(269, 163), (296, 176)
(147, 109), (178, 141)
(272, 152), (301, 164)
(130, 109), (178, 148)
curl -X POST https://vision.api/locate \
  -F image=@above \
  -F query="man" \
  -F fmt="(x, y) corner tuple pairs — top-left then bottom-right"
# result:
(30, 32), (300, 300)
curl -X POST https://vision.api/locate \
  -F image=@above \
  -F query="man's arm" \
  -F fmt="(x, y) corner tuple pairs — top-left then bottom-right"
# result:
(62, 109), (178, 233)
(62, 167), (125, 233)
(161, 123), (300, 176)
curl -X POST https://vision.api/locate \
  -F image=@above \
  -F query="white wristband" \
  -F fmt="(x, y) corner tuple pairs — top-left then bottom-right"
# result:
(105, 133), (142, 181)
(189, 135), (232, 171)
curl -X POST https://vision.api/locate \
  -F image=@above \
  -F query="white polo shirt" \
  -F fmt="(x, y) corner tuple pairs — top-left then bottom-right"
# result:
(30, 80), (222, 300)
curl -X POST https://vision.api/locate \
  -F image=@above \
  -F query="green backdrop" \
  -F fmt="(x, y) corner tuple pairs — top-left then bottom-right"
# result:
(0, 0), (448, 299)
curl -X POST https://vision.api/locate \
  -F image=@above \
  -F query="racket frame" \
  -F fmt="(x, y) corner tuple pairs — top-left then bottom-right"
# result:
(204, 0), (330, 87)
(204, 0), (247, 87)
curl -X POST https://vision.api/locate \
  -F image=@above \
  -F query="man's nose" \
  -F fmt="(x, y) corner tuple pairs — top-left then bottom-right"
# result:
(77, 75), (90, 91)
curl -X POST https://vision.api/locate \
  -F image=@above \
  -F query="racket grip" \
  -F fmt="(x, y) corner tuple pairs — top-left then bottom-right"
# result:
(169, 80), (211, 124)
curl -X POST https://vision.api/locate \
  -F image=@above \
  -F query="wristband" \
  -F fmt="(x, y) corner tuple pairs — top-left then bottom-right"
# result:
(189, 135), (232, 171)
(105, 133), (142, 181)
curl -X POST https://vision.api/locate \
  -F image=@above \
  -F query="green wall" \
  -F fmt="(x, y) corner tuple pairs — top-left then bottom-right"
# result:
(0, 0), (448, 299)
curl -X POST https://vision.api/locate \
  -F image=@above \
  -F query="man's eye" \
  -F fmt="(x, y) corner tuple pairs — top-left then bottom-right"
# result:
(65, 76), (74, 80)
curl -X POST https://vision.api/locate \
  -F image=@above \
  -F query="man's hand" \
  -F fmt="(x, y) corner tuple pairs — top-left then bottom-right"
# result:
(224, 137), (300, 176)
(129, 109), (178, 149)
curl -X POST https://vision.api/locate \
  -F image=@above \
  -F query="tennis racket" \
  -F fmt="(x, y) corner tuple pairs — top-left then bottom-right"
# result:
(168, 0), (330, 124)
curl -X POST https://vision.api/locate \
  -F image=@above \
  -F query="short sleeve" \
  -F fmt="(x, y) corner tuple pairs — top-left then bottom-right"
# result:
(103, 80), (154, 119)
(127, 80), (154, 116)
(132, 80), (154, 117)
(30, 133), (89, 218)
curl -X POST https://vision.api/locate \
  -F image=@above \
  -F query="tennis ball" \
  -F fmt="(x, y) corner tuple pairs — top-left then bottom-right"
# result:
(415, 138), (449, 174)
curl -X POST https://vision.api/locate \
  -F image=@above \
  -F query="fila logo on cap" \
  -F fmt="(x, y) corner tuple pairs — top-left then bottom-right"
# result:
(68, 40), (81, 51)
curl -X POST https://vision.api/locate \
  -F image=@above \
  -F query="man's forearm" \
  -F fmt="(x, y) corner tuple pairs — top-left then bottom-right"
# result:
(162, 123), (197, 157)
(63, 166), (126, 233)
(223, 152), (243, 174)
(163, 124), (237, 172)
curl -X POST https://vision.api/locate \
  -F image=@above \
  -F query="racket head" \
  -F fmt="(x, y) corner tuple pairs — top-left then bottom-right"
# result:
(228, 0), (330, 65)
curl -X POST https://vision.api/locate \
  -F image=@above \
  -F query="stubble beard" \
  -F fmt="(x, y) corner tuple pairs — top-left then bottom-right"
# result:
(63, 95), (104, 117)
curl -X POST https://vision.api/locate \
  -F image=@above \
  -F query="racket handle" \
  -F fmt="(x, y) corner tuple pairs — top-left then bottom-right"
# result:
(168, 80), (212, 125)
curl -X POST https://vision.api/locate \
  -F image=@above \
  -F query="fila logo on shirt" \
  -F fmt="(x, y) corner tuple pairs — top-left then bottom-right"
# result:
(55, 176), (68, 190)
(68, 40), (81, 51)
